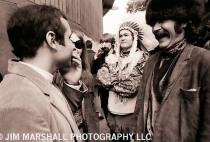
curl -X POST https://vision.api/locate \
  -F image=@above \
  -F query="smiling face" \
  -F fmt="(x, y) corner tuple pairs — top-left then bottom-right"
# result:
(152, 20), (186, 49)
(119, 29), (133, 51)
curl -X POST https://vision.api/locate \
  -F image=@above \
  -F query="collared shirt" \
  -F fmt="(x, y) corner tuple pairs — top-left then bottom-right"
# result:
(64, 80), (83, 90)
(20, 62), (54, 83)
(20, 62), (84, 90)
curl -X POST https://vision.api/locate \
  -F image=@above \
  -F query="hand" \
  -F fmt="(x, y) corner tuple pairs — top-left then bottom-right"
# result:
(59, 51), (82, 85)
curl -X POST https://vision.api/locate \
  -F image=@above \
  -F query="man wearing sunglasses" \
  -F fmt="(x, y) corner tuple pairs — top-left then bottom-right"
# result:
(0, 5), (87, 142)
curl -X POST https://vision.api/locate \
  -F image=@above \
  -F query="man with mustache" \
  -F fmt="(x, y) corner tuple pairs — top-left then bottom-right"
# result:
(135, 0), (210, 141)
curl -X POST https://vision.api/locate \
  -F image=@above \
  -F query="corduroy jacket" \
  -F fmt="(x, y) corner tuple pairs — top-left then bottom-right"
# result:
(135, 44), (210, 142)
(0, 59), (84, 142)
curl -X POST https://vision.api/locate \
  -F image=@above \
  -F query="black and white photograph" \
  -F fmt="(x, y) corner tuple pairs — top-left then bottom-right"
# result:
(0, 0), (209, 141)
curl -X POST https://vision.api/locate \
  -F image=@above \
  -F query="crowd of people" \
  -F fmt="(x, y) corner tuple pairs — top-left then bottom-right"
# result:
(0, 0), (210, 141)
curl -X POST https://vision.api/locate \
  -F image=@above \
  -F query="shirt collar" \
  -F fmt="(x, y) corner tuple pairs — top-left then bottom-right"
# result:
(164, 39), (186, 54)
(20, 62), (54, 83)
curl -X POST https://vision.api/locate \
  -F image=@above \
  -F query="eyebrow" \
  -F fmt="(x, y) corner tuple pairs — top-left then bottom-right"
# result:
(120, 33), (129, 36)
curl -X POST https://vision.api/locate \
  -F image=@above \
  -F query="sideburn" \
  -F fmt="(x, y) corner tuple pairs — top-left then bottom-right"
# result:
(174, 22), (183, 34)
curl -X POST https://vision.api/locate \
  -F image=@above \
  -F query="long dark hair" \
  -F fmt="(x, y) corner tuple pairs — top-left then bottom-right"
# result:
(74, 30), (94, 92)
(74, 30), (90, 71)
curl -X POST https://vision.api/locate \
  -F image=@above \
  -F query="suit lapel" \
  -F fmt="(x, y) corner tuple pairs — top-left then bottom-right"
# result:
(143, 53), (161, 126)
(139, 46), (193, 133)
(162, 44), (193, 102)
(8, 60), (81, 140)
(49, 88), (82, 139)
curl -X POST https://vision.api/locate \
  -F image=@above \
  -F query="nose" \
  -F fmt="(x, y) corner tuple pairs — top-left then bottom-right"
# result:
(152, 22), (161, 33)
(120, 35), (126, 41)
(73, 48), (80, 55)
(102, 42), (106, 48)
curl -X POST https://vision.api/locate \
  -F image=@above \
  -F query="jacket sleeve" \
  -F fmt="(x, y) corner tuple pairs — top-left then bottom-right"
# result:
(53, 71), (88, 113)
(112, 66), (142, 94)
(62, 81), (88, 113)
(113, 53), (149, 94)
(96, 63), (118, 88)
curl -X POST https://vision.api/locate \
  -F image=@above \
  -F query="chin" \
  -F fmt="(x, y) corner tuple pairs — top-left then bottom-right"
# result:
(58, 58), (71, 68)
(158, 41), (170, 49)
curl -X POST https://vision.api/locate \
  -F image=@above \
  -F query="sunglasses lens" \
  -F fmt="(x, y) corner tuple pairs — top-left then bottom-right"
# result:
(74, 40), (83, 49)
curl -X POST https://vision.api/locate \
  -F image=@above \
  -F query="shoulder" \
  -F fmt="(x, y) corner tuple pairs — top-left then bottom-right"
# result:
(189, 45), (210, 63)
(0, 74), (51, 117)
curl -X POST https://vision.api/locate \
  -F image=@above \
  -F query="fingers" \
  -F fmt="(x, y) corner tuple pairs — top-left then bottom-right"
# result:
(71, 51), (82, 67)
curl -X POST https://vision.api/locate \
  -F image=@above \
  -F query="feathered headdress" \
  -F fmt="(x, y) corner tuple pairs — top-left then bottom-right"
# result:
(119, 21), (143, 41)
(106, 21), (144, 77)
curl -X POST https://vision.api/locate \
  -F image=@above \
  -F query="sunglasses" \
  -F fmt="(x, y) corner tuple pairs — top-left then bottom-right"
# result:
(70, 33), (84, 49)
(74, 40), (84, 49)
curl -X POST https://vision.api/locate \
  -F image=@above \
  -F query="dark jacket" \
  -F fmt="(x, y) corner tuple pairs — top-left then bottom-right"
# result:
(54, 70), (99, 142)
(135, 44), (210, 142)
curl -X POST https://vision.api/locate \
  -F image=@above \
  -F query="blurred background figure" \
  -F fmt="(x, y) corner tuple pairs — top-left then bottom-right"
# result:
(86, 40), (96, 74)
(194, 12), (210, 49)
(97, 21), (149, 141)
(93, 33), (115, 119)
(93, 33), (115, 74)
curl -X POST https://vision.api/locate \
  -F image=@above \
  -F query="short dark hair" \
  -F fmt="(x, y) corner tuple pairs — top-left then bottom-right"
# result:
(194, 12), (210, 46)
(7, 5), (67, 59)
(100, 33), (115, 45)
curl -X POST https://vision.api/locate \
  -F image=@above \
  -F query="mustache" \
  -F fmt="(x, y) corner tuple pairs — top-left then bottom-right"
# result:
(153, 30), (169, 40)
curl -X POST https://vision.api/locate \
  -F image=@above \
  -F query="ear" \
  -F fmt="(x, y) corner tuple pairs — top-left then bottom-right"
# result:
(46, 31), (58, 50)
(134, 31), (138, 36)
(133, 31), (138, 40)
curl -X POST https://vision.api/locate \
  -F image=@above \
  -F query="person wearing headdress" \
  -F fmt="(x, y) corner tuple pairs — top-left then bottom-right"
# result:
(135, 0), (210, 141)
(97, 21), (149, 141)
